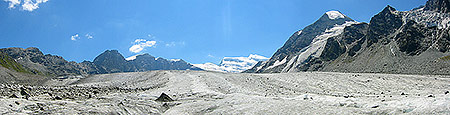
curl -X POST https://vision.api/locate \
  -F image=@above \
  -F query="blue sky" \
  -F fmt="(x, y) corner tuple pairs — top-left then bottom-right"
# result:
(0, 0), (427, 64)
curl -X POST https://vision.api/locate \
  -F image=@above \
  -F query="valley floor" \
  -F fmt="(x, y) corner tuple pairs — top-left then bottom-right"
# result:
(0, 70), (449, 114)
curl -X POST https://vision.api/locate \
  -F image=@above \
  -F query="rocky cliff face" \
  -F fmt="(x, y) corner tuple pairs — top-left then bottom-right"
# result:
(0, 48), (201, 76)
(249, 0), (450, 74)
(424, 0), (450, 13)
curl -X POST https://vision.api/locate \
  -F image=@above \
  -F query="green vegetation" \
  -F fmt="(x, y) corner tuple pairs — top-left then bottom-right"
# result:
(0, 52), (33, 74)
(439, 55), (450, 61)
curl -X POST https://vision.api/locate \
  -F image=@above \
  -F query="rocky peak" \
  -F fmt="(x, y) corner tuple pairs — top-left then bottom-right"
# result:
(367, 5), (403, 46)
(424, 0), (450, 13)
(380, 5), (397, 15)
(93, 50), (128, 73)
(93, 50), (126, 64)
(25, 47), (42, 54)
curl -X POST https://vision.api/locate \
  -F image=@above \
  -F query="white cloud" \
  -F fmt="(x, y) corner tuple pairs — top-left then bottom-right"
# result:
(165, 41), (185, 47)
(85, 34), (93, 39)
(134, 39), (146, 43)
(3, 0), (48, 12)
(207, 54), (215, 58)
(147, 34), (155, 38)
(4, 0), (20, 8)
(165, 42), (175, 47)
(129, 39), (156, 53)
(70, 34), (79, 41)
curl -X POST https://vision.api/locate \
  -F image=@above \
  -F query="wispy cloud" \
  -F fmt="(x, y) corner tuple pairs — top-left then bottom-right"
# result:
(147, 34), (155, 38)
(85, 34), (93, 39)
(3, 0), (49, 12)
(70, 34), (79, 41)
(4, 0), (20, 8)
(165, 41), (185, 47)
(208, 54), (215, 58)
(129, 39), (156, 53)
(71, 33), (93, 41)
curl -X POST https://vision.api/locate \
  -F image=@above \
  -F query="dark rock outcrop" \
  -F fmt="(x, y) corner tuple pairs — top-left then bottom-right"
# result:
(366, 5), (403, 47)
(155, 93), (173, 102)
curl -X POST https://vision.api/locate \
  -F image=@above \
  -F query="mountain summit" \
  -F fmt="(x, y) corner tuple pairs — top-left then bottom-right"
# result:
(246, 11), (357, 73)
(248, 0), (450, 74)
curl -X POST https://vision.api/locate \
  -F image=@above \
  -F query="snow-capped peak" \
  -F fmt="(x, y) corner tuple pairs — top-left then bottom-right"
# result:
(194, 54), (269, 73)
(325, 11), (345, 20)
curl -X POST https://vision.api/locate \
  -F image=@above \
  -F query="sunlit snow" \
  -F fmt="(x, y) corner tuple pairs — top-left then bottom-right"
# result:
(325, 11), (345, 20)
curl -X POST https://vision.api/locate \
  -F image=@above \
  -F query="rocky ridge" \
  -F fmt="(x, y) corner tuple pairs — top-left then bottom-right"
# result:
(0, 47), (201, 77)
(248, 0), (450, 75)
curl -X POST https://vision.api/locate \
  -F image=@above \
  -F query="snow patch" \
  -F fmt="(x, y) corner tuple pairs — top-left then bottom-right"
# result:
(326, 11), (345, 20)
(296, 30), (303, 35)
(170, 59), (182, 62)
(267, 56), (287, 69)
(282, 21), (358, 72)
(126, 54), (145, 61)
(194, 54), (269, 73)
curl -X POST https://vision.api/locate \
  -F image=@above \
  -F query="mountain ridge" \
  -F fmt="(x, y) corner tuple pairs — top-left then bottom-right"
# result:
(248, 0), (450, 75)
(0, 47), (202, 76)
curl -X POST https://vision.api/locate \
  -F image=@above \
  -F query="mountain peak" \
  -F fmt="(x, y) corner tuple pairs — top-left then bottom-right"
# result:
(385, 5), (396, 11)
(424, 0), (450, 13)
(380, 5), (397, 15)
(315, 10), (353, 23)
(93, 50), (126, 65)
(325, 11), (345, 20)
(194, 54), (269, 73)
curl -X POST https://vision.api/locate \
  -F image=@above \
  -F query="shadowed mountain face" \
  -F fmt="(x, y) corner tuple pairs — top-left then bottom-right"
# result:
(0, 48), (201, 76)
(424, 0), (450, 13)
(93, 50), (129, 73)
(248, 0), (450, 75)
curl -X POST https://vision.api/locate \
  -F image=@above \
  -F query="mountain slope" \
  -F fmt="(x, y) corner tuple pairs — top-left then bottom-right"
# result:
(246, 11), (357, 73)
(0, 47), (92, 76)
(249, 0), (450, 74)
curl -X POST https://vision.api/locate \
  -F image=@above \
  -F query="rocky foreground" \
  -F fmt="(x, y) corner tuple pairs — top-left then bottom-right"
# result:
(0, 70), (449, 114)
